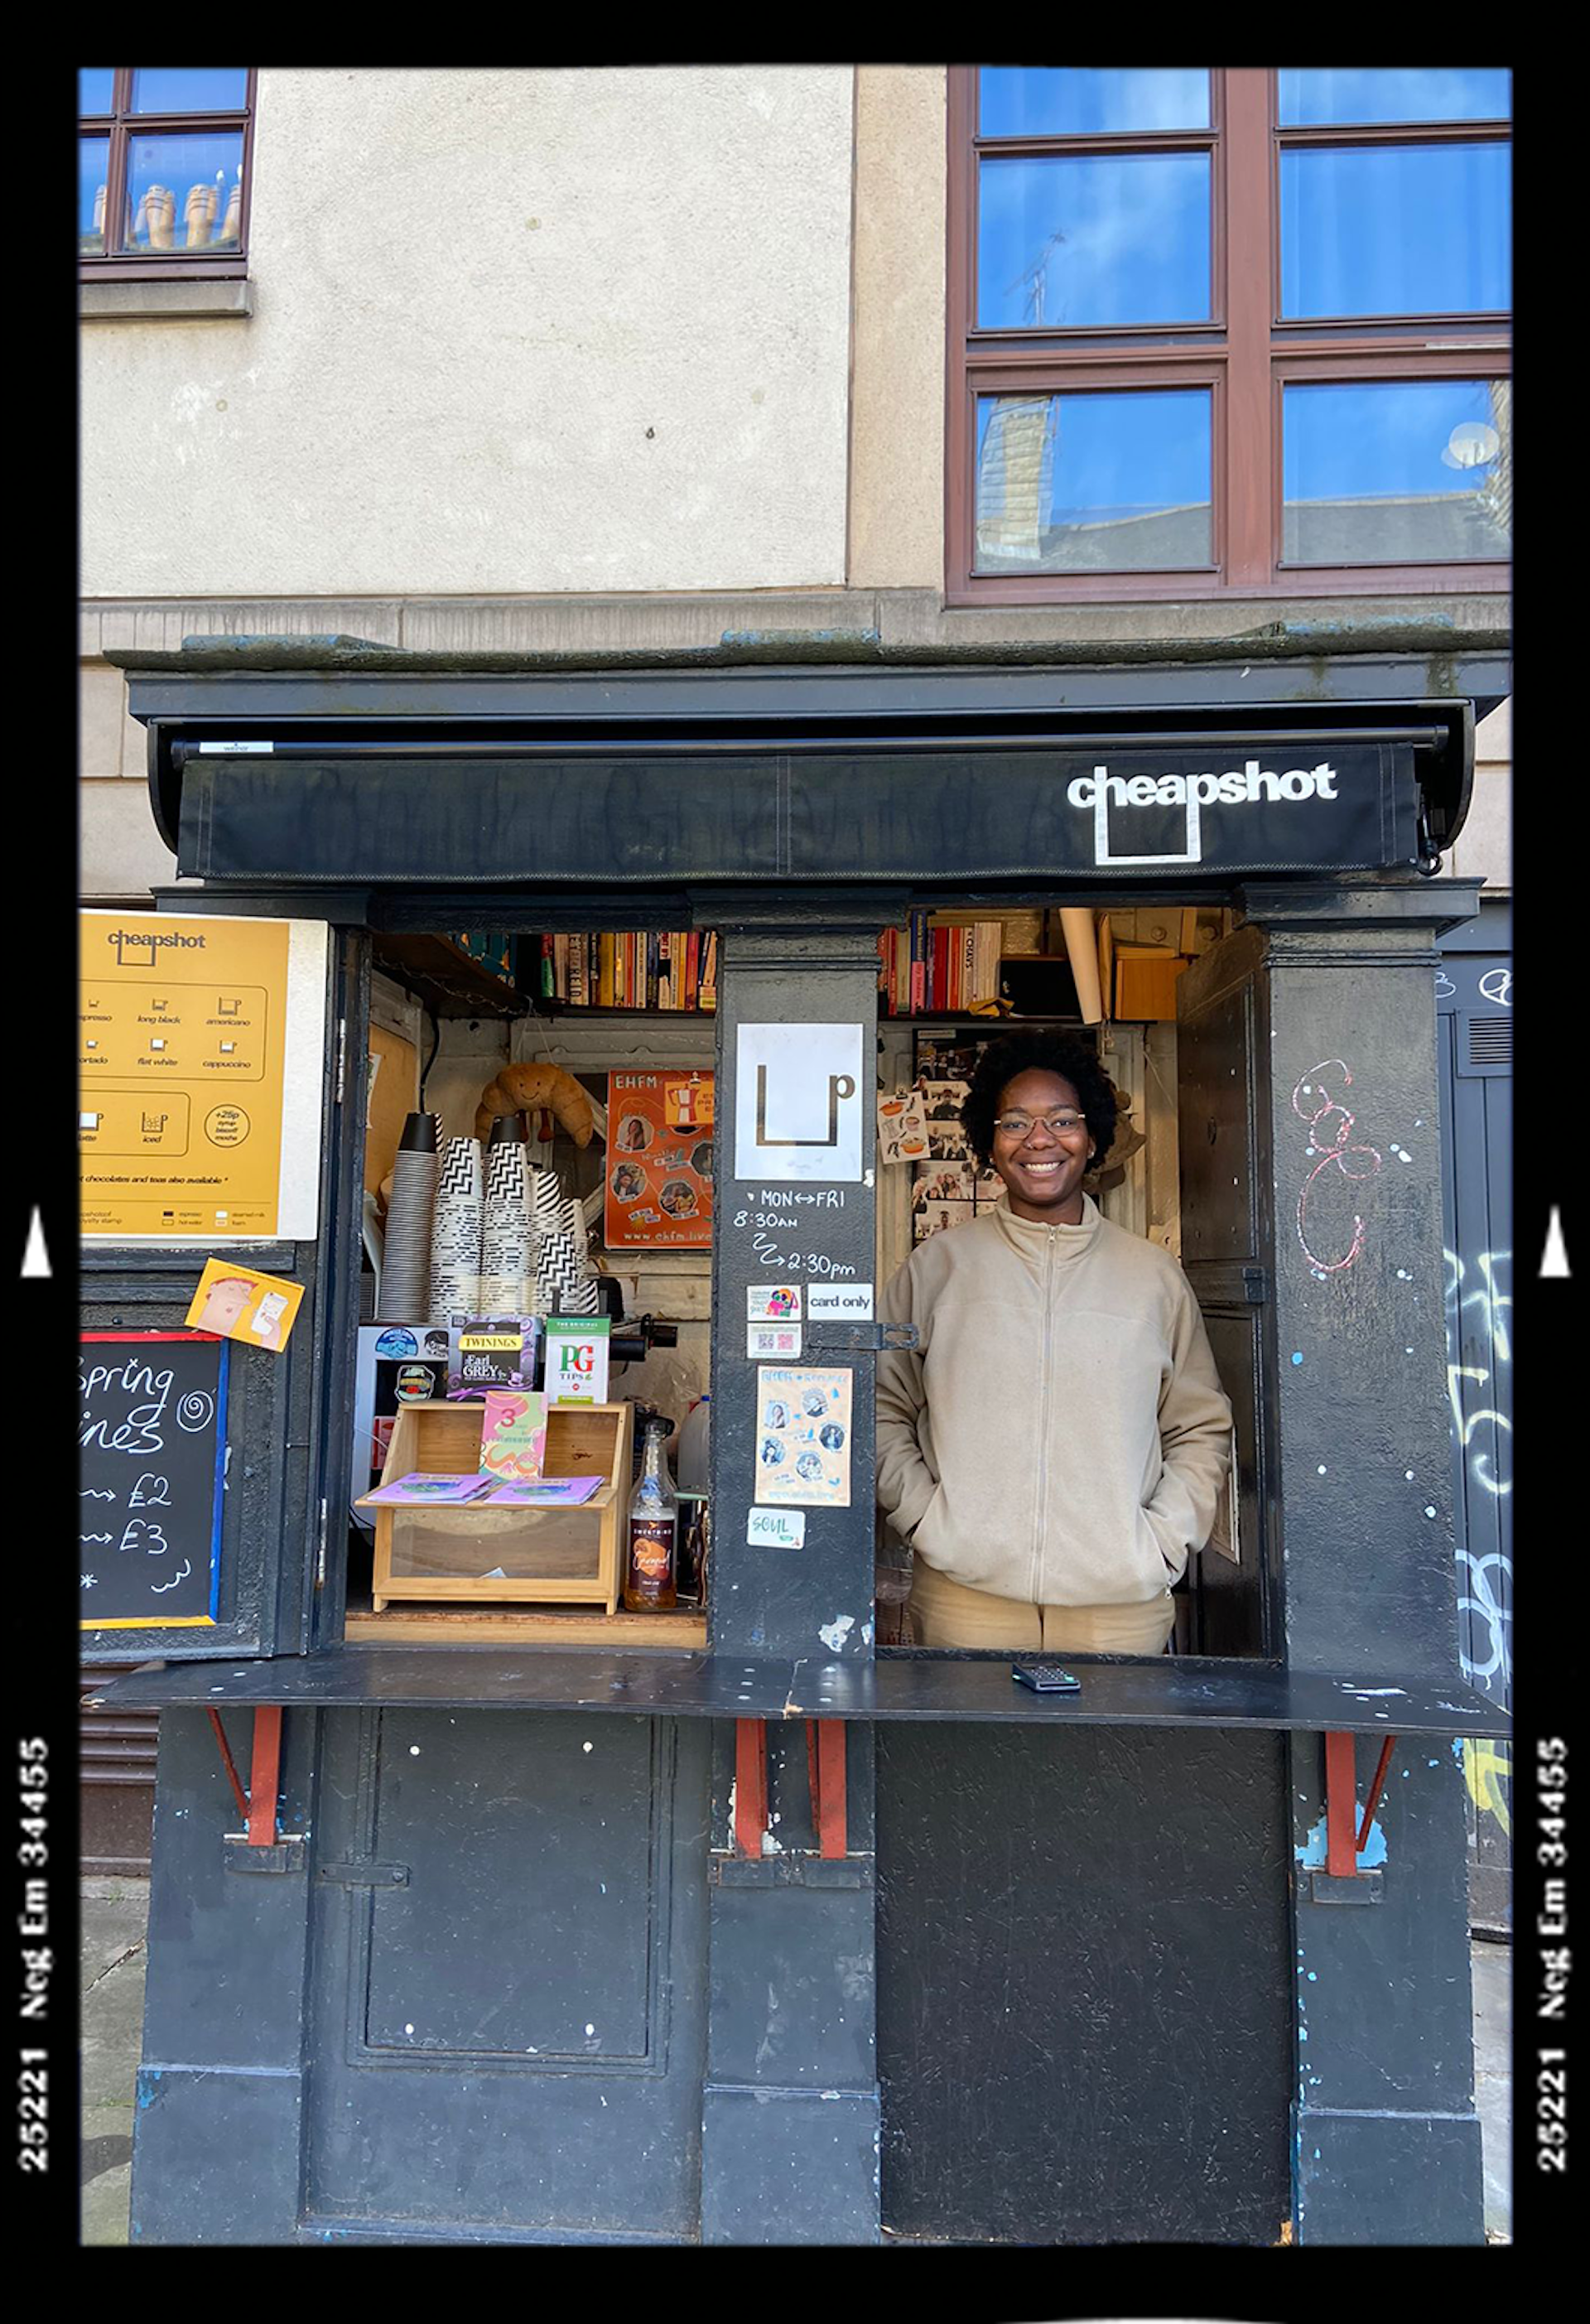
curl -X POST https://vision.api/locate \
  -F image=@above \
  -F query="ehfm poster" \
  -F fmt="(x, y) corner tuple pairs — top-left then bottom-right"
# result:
(604, 1071), (714, 1250)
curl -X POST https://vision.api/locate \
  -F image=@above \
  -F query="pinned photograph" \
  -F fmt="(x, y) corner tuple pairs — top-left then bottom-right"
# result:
(913, 1163), (976, 1209)
(913, 1198), (975, 1243)
(920, 1080), (972, 1160)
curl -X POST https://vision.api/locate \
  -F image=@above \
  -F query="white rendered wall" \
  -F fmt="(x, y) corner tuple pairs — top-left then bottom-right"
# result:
(80, 67), (855, 598)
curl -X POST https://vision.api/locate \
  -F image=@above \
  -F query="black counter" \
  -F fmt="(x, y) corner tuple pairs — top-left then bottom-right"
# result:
(89, 1645), (1510, 1737)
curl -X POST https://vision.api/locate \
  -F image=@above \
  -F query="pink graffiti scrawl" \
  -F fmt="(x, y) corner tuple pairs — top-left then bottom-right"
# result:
(1292, 1058), (1382, 1275)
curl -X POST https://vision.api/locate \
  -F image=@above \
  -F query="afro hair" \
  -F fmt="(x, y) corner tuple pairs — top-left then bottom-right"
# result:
(960, 1029), (1117, 1170)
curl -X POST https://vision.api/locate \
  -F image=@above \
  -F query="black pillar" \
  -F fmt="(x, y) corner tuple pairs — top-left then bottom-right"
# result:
(1240, 877), (1487, 2244)
(700, 914), (884, 2242)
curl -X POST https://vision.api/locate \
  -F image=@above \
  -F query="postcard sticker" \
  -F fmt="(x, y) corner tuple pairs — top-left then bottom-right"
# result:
(184, 1256), (304, 1352)
(877, 1088), (929, 1167)
(748, 1320), (802, 1360)
(747, 1508), (807, 1550)
(747, 1284), (802, 1320)
(753, 1367), (853, 1507)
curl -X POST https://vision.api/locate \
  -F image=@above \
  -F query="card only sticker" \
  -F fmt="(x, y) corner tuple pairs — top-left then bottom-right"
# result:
(807, 1281), (874, 1320)
(748, 1321), (802, 1360)
(746, 1284), (802, 1320)
(747, 1508), (807, 1550)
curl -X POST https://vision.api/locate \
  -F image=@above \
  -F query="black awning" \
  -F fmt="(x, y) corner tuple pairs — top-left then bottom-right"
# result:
(171, 731), (1432, 888)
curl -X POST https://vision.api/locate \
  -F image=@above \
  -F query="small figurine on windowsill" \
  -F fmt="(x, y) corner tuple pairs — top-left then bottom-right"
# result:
(184, 181), (217, 247)
(134, 184), (176, 248)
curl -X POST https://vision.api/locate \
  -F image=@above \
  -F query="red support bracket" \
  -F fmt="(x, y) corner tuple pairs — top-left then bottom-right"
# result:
(735, 1718), (768, 1858)
(808, 1720), (848, 1861)
(1323, 1729), (1400, 1879)
(247, 1707), (283, 1847)
(205, 1703), (286, 1847)
(1357, 1733), (1398, 1854)
(1323, 1730), (1360, 1877)
(205, 1707), (250, 1824)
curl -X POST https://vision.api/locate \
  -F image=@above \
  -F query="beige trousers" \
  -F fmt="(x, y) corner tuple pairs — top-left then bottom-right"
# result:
(908, 1555), (1176, 1655)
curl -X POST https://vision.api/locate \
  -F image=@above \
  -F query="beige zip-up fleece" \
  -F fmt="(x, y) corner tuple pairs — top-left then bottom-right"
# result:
(876, 1195), (1233, 1605)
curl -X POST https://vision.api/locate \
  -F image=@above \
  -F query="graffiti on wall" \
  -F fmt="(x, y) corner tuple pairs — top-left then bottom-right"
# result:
(1445, 1240), (1512, 1835)
(1291, 1059), (1383, 1277)
(1445, 1240), (1513, 1685)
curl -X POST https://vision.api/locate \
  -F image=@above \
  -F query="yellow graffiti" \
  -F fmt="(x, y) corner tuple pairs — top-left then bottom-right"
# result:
(1463, 1738), (1511, 1837)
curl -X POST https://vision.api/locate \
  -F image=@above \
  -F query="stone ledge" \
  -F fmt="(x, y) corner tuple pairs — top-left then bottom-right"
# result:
(80, 277), (253, 322)
(84, 586), (1512, 670)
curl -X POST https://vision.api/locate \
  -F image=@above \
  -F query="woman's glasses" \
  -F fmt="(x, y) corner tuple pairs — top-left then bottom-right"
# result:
(992, 1111), (1087, 1139)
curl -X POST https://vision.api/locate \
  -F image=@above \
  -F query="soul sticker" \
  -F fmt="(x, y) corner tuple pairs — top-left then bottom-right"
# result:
(747, 1509), (807, 1550)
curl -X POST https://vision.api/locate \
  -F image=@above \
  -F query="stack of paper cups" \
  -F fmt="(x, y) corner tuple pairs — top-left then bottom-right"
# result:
(479, 1117), (533, 1313)
(429, 1134), (484, 1324)
(374, 1111), (439, 1322)
(536, 1184), (602, 1315)
(528, 1164), (563, 1282)
(562, 1193), (602, 1315)
(532, 1168), (583, 1314)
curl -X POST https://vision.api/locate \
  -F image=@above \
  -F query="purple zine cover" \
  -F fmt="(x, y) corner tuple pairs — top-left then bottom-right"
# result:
(484, 1475), (604, 1507)
(360, 1471), (498, 1507)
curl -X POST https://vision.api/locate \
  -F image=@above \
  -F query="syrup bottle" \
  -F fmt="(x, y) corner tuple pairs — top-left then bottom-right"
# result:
(624, 1416), (678, 1611)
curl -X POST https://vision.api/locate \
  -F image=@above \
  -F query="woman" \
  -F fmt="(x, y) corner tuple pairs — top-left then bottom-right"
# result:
(876, 1030), (1232, 1654)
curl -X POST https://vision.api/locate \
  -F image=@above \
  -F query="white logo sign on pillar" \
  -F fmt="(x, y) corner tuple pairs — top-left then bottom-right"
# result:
(734, 1023), (864, 1183)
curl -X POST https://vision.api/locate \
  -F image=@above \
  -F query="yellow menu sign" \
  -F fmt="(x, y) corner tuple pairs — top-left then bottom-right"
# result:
(80, 912), (325, 1240)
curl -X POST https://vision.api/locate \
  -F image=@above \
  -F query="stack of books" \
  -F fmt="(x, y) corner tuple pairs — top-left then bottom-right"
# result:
(537, 930), (719, 1010)
(877, 914), (1006, 1017)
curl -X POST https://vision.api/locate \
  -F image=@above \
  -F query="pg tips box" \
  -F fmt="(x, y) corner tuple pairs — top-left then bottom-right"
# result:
(544, 1316), (610, 1405)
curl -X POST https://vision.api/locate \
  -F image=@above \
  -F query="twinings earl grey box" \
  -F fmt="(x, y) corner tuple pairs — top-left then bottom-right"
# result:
(446, 1314), (543, 1400)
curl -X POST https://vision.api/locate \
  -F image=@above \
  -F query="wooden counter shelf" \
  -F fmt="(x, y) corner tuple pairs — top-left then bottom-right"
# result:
(357, 1398), (634, 1616)
(344, 1602), (706, 1648)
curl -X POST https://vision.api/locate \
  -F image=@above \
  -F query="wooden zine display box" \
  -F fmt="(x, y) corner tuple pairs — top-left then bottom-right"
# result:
(359, 1400), (634, 1614)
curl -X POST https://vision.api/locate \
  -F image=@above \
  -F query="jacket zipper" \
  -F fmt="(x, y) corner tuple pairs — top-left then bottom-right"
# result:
(1032, 1223), (1056, 1598)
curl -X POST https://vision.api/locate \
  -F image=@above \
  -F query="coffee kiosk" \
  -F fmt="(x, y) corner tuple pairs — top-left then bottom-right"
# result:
(86, 640), (1510, 2244)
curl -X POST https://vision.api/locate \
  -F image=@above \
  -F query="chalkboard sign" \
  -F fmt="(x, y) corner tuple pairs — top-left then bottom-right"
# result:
(80, 1333), (229, 1629)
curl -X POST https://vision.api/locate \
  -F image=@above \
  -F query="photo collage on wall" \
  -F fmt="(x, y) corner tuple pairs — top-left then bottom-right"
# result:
(903, 1034), (1007, 1243)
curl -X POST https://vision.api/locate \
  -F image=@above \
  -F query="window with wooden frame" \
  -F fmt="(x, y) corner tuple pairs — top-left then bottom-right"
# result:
(947, 66), (1511, 603)
(79, 69), (256, 280)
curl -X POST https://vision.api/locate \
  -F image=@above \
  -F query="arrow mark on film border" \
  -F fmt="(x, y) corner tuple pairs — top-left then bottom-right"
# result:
(22, 1206), (50, 1278)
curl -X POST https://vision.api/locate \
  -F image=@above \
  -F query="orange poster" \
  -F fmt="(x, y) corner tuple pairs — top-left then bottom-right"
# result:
(605, 1071), (714, 1250)
(80, 911), (327, 1240)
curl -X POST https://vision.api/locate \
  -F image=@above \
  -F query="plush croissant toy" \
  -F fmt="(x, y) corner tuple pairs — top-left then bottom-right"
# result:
(474, 1061), (596, 1147)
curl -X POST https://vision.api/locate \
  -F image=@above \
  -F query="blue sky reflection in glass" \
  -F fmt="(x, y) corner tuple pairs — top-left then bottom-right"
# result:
(980, 67), (1208, 136)
(979, 154), (1210, 329)
(1280, 143), (1510, 317)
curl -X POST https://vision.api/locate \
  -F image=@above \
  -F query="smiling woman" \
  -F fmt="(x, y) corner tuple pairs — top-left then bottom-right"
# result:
(876, 1028), (1233, 1653)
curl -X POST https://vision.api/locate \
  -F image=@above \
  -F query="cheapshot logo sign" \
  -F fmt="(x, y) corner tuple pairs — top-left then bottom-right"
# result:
(1061, 745), (1417, 874)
